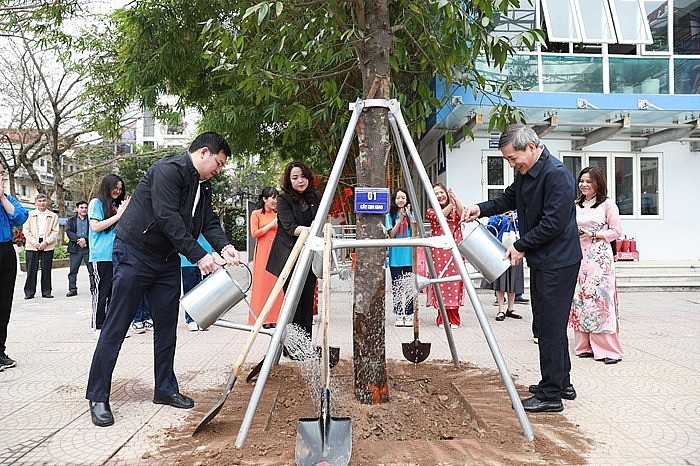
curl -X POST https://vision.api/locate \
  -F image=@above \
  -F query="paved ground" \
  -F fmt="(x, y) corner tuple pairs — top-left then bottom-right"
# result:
(0, 265), (698, 465)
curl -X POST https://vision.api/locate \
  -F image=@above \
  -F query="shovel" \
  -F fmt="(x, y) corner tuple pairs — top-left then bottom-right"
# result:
(192, 229), (310, 435)
(296, 223), (352, 466)
(402, 232), (431, 364)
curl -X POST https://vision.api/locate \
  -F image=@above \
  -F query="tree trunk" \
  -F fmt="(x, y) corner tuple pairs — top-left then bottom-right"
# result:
(353, 0), (392, 405)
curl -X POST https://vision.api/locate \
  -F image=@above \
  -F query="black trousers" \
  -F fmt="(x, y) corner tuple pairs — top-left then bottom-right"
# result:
(530, 263), (580, 401)
(86, 238), (181, 402)
(24, 248), (54, 297)
(68, 248), (95, 294)
(91, 261), (114, 330)
(0, 242), (17, 353)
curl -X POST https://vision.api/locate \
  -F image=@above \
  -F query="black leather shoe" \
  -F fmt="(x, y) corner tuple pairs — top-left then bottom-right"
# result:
(604, 358), (620, 364)
(89, 401), (114, 427)
(505, 310), (523, 319)
(528, 384), (576, 400)
(153, 392), (194, 409)
(66, 291), (77, 297)
(577, 352), (594, 358)
(42, 294), (54, 298)
(521, 396), (563, 412)
(24, 296), (34, 300)
(514, 297), (529, 303)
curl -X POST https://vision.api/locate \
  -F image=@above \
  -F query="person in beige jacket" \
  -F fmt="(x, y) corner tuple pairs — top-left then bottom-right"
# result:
(23, 194), (59, 299)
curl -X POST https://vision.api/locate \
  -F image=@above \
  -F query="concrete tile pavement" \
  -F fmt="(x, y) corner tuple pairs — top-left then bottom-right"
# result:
(0, 265), (698, 464)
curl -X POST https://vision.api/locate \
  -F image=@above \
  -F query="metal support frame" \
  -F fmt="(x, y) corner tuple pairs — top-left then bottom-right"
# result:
(233, 99), (534, 448)
(631, 120), (699, 150)
(571, 116), (631, 150)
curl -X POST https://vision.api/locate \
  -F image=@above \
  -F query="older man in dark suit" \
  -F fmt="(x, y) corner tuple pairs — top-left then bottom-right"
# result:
(463, 124), (582, 412)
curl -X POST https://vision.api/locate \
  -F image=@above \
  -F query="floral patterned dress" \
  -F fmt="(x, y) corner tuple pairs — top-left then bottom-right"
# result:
(425, 206), (465, 309)
(569, 198), (622, 334)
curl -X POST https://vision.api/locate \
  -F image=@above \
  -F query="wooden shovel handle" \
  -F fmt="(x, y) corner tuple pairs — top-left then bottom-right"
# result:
(232, 228), (311, 376)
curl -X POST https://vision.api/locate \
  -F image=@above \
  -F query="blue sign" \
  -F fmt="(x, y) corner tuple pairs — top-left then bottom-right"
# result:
(354, 187), (390, 214)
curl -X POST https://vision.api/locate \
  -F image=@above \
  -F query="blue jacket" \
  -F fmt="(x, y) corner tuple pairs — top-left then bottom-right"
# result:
(477, 147), (582, 271)
(0, 195), (29, 243)
(487, 212), (518, 242)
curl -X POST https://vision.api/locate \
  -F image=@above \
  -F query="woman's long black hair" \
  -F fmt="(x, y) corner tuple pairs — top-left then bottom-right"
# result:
(257, 186), (279, 212)
(388, 187), (411, 223)
(280, 160), (318, 204)
(97, 174), (126, 220)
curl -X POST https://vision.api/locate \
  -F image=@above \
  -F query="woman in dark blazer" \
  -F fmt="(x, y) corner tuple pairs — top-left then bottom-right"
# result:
(266, 161), (321, 343)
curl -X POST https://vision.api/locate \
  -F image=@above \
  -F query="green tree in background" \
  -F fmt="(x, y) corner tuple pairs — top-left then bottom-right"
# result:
(87, 0), (543, 404)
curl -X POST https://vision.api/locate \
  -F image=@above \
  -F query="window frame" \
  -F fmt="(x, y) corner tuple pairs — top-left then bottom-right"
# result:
(559, 151), (662, 219)
(541, 0), (653, 45)
(482, 150), (515, 200)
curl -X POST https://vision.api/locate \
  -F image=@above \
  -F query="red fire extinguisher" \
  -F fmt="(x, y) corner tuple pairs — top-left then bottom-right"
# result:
(629, 237), (637, 253)
(620, 236), (630, 253)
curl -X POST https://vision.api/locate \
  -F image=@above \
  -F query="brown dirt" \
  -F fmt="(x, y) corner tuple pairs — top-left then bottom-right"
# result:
(159, 359), (590, 465)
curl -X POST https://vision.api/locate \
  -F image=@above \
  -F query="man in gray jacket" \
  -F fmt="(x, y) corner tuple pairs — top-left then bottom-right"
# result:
(86, 132), (241, 427)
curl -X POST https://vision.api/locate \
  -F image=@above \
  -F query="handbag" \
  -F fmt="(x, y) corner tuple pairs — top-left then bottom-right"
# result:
(501, 214), (520, 249)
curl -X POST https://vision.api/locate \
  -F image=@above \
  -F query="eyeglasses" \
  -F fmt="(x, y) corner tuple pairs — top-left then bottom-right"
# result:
(212, 155), (226, 169)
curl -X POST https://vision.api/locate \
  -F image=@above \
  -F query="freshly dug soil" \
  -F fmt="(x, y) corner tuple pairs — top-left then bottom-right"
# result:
(160, 359), (589, 465)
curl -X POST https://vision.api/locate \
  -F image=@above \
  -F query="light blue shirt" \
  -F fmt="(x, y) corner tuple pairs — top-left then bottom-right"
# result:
(180, 234), (213, 267)
(88, 198), (116, 262)
(385, 211), (415, 268)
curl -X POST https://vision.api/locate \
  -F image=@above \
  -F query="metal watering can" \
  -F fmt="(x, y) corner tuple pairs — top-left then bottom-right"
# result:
(457, 221), (510, 283)
(180, 264), (252, 330)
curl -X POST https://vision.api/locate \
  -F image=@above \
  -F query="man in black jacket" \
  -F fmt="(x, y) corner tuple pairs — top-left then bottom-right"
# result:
(86, 132), (241, 427)
(463, 124), (581, 413)
(65, 201), (94, 297)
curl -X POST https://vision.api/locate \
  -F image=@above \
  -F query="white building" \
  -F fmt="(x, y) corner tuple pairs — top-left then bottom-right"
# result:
(419, 0), (700, 261)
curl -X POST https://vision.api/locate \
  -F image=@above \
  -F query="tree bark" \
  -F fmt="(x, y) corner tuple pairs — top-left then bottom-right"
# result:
(352, 0), (392, 405)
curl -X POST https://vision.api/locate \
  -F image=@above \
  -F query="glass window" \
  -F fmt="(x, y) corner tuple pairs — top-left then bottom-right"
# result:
(542, 55), (603, 93)
(483, 153), (514, 201)
(614, 157), (634, 215)
(543, 0), (654, 44)
(640, 157), (659, 215)
(643, 1), (669, 52)
(588, 156), (607, 175)
(609, 57), (669, 94)
(674, 58), (700, 94)
(573, 0), (617, 43)
(143, 110), (155, 138)
(561, 152), (661, 217)
(487, 156), (504, 186)
(493, 5), (537, 51)
(674, 1), (700, 55)
(487, 189), (504, 200)
(541, 0), (581, 42)
(609, 0), (653, 44)
(563, 156), (582, 180)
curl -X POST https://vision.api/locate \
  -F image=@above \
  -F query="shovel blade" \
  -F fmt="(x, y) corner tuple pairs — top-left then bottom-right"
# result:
(402, 340), (431, 364)
(296, 417), (352, 466)
(192, 372), (238, 435)
(296, 388), (351, 466)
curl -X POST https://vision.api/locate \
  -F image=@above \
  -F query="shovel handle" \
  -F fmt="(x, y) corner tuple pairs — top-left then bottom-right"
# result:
(322, 223), (333, 389)
(412, 228), (419, 332)
(231, 228), (311, 377)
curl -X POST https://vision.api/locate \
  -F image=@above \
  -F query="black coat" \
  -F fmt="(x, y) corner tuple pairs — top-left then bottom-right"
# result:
(115, 154), (230, 263)
(266, 191), (320, 277)
(477, 146), (582, 271)
(65, 214), (89, 254)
